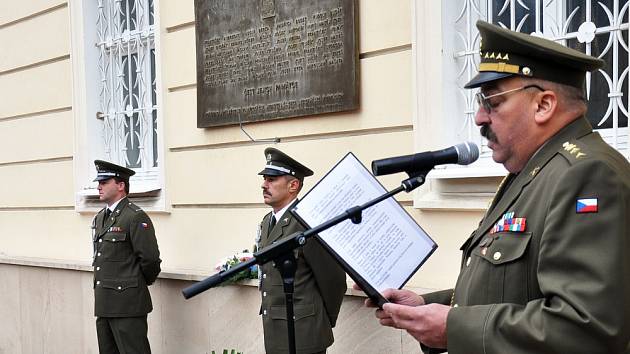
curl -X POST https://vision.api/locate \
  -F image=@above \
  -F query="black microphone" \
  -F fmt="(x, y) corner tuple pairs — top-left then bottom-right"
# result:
(371, 142), (479, 176)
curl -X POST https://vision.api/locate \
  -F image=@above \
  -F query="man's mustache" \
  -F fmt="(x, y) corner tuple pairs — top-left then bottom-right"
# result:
(480, 124), (498, 143)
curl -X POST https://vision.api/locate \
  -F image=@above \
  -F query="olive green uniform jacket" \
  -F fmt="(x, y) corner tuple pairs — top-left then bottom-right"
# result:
(92, 197), (162, 317)
(423, 117), (630, 354)
(258, 203), (347, 354)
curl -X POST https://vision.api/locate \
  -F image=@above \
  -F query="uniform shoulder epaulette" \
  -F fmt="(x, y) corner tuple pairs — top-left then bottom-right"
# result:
(558, 140), (590, 164)
(125, 201), (143, 213)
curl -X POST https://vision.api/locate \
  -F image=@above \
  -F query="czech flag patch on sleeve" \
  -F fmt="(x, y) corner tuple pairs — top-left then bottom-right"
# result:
(576, 198), (598, 213)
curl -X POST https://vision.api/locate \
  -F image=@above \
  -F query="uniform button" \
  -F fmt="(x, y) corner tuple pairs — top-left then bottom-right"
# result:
(117, 286), (122, 290)
(453, 304), (459, 308)
(112, 238), (116, 241)
(99, 239), (103, 243)
(493, 251), (502, 260)
(97, 252), (101, 257)
(466, 257), (471, 266)
(96, 267), (100, 271)
(263, 291), (267, 297)
(263, 274), (267, 279)
(263, 310), (267, 315)
(96, 281), (101, 285)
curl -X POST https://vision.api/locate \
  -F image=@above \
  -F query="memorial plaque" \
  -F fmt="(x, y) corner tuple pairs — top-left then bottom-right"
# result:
(194, 0), (359, 128)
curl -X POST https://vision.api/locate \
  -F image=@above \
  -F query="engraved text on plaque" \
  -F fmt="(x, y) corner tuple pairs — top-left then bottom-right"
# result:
(194, 0), (359, 127)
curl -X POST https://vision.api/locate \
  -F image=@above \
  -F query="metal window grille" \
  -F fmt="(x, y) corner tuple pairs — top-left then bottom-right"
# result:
(445, 0), (629, 159)
(96, 0), (159, 180)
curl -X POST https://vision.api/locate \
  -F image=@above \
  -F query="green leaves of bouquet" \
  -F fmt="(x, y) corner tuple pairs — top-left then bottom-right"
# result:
(215, 249), (258, 285)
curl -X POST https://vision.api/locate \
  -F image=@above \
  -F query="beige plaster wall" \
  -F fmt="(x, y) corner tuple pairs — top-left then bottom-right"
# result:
(154, 0), (483, 289)
(0, 0), (484, 285)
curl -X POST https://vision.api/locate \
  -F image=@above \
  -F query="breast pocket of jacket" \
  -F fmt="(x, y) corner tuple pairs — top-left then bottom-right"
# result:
(470, 231), (532, 304)
(101, 232), (131, 261)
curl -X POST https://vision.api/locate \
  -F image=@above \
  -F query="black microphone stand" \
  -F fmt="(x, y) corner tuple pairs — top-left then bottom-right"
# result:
(182, 170), (429, 354)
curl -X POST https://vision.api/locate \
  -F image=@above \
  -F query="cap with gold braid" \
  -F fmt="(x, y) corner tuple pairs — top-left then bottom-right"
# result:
(465, 21), (604, 89)
(258, 148), (313, 181)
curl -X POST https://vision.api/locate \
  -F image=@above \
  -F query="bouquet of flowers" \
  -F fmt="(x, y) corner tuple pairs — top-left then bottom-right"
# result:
(214, 249), (258, 285)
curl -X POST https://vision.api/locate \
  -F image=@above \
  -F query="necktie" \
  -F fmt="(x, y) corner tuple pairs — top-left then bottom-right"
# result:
(270, 215), (276, 230)
(104, 208), (111, 220)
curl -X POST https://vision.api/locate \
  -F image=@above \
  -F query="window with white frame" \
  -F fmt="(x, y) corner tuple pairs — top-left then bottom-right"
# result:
(442, 0), (629, 173)
(70, 0), (164, 210)
(97, 0), (159, 182)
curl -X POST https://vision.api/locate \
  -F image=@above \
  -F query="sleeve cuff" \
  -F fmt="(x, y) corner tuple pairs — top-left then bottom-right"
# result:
(421, 289), (454, 305)
(446, 304), (495, 354)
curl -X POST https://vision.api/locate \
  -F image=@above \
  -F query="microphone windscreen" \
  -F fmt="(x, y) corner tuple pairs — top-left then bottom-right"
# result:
(455, 142), (479, 165)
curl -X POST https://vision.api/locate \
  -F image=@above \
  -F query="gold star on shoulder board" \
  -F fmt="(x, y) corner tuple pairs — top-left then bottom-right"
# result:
(562, 141), (587, 159)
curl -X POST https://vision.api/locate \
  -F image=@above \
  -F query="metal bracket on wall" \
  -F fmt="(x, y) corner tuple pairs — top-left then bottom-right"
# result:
(239, 116), (281, 143)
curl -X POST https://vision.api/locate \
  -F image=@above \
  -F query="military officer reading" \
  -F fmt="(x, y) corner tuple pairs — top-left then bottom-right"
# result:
(358, 20), (630, 354)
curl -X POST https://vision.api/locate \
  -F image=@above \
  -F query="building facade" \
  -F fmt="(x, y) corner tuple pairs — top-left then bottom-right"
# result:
(0, 0), (627, 353)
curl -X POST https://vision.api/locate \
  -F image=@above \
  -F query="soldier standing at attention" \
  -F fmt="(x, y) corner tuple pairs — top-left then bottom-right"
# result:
(359, 21), (630, 354)
(92, 160), (161, 354)
(257, 148), (347, 354)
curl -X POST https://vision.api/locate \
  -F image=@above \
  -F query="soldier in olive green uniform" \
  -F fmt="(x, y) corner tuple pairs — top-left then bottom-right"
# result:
(92, 160), (162, 354)
(257, 148), (347, 354)
(363, 21), (630, 353)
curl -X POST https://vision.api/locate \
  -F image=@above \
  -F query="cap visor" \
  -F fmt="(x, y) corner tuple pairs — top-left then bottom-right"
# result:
(93, 176), (113, 182)
(464, 72), (514, 88)
(258, 168), (286, 176)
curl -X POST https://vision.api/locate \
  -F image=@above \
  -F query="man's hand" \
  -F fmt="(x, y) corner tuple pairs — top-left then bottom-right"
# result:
(382, 302), (450, 349)
(352, 284), (449, 349)
(373, 288), (424, 328)
(352, 285), (424, 308)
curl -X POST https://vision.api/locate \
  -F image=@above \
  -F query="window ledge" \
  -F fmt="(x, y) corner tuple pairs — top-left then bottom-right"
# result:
(77, 185), (161, 197)
(75, 186), (168, 213)
(428, 162), (507, 179)
(414, 191), (492, 211)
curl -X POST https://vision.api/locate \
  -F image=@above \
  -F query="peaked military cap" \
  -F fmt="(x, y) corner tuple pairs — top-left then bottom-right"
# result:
(258, 147), (313, 180)
(93, 160), (136, 181)
(465, 20), (604, 89)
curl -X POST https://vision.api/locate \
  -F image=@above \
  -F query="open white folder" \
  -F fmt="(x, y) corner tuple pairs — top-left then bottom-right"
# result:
(291, 152), (437, 307)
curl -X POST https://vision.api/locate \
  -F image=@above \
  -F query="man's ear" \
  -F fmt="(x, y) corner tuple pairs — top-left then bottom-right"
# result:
(288, 178), (300, 193)
(534, 90), (557, 124)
